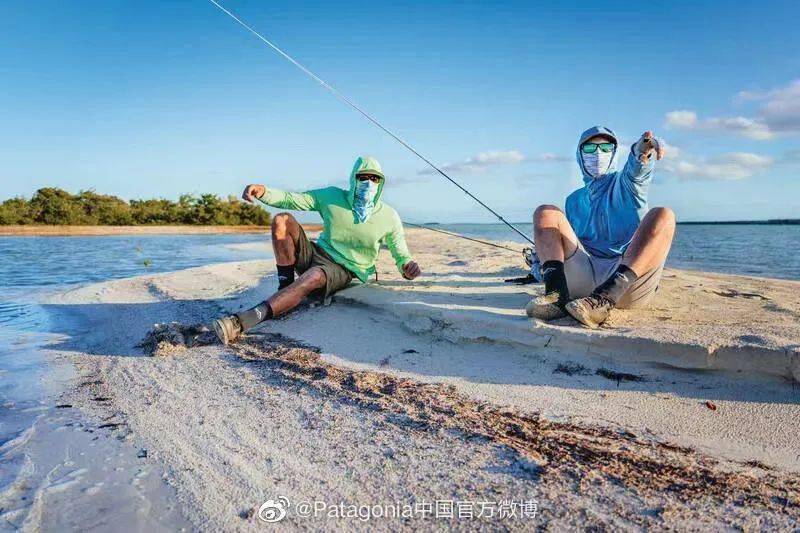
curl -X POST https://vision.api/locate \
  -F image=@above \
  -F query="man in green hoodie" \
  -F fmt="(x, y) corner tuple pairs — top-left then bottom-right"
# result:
(213, 155), (421, 345)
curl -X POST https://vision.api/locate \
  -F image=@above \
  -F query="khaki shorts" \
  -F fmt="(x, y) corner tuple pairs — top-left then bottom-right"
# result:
(564, 245), (663, 309)
(294, 226), (354, 299)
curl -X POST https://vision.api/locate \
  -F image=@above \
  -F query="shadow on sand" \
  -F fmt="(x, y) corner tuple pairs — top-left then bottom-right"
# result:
(36, 272), (800, 406)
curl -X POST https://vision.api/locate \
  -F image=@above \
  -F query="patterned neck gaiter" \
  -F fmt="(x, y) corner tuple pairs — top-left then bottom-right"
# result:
(581, 150), (614, 178)
(353, 180), (378, 223)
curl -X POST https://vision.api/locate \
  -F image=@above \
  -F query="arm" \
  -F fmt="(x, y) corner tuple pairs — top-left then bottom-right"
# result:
(385, 214), (419, 279)
(619, 131), (665, 187)
(619, 148), (655, 186)
(243, 184), (318, 211)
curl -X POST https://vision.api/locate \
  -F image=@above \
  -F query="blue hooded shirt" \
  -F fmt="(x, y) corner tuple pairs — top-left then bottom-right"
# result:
(565, 126), (655, 259)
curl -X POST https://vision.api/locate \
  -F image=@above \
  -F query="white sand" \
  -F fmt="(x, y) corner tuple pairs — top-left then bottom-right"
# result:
(5, 229), (799, 530)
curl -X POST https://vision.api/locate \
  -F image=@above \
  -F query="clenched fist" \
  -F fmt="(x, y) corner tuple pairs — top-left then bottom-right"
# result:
(402, 261), (421, 280)
(242, 184), (266, 203)
(635, 131), (665, 164)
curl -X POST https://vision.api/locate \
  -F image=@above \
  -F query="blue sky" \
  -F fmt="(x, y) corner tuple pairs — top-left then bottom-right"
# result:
(1, 0), (798, 222)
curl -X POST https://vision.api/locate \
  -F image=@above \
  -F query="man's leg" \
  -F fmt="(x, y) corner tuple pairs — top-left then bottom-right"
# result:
(213, 212), (322, 345)
(526, 205), (580, 319)
(533, 204), (580, 263)
(265, 267), (327, 317)
(213, 267), (327, 345)
(271, 212), (303, 289)
(566, 207), (676, 328)
(620, 207), (676, 277)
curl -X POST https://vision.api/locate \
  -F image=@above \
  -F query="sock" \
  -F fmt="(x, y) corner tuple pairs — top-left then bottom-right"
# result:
(593, 265), (639, 304)
(276, 265), (295, 290)
(541, 260), (569, 302)
(236, 302), (273, 331)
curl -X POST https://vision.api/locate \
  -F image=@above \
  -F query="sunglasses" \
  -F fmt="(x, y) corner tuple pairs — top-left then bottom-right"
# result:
(356, 174), (383, 183)
(580, 142), (616, 154)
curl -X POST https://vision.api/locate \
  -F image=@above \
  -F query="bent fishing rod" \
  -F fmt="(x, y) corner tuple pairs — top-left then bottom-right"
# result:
(205, 0), (535, 247)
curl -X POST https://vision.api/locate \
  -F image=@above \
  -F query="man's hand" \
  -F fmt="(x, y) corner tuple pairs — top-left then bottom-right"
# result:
(402, 261), (421, 280)
(635, 131), (665, 164)
(242, 184), (266, 203)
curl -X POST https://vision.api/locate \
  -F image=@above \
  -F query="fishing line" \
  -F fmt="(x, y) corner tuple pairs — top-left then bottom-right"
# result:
(404, 222), (525, 254)
(205, 0), (535, 247)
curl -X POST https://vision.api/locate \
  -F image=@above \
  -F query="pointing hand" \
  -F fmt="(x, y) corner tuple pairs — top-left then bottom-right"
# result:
(242, 184), (266, 203)
(635, 131), (665, 164)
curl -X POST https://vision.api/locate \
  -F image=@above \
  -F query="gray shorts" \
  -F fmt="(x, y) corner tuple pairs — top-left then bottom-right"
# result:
(294, 226), (354, 299)
(564, 246), (663, 309)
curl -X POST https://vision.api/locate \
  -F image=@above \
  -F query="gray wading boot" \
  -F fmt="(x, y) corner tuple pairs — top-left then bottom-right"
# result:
(213, 315), (243, 345)
(565, 295), (615, 329)
(525, 292), (567, 320)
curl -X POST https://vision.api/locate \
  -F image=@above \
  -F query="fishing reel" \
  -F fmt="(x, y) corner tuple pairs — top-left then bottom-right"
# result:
(523, 247), (534, 268)
(504, 247), (542, 285)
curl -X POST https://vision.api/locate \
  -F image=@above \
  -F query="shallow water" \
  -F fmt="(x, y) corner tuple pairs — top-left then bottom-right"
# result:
(434, 223), (800, 281)
(0, 233), (272, 453)
(0, 233), (271, 288)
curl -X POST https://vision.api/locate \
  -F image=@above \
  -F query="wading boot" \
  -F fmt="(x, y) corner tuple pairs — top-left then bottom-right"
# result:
(213, 315), (243, 345)
(525, 292), (567, 320)
(565, 295), (615, 329)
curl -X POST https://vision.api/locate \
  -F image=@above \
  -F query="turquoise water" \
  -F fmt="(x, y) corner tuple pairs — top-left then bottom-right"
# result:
(432, 223), (800, 281)
(0, 233), (272, 452)
(0, 234), (271, 288)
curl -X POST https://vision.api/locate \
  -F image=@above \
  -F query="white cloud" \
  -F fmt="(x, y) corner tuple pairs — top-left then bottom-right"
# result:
(535, 152), (571, 162)
(665, 79), (800, 140)
(665, 110), (698, 128)
(419, 149), (525, 176)
(703, 117), (774, 140)
(665, 110), (773, 140)
(466, 150), (526, 166)
(736, 89), (769, 102)
(660, 140), (681, 159)
(757, 79), (800, 133)
(416, 149), (572, 176)
(662, 152), (773, 180)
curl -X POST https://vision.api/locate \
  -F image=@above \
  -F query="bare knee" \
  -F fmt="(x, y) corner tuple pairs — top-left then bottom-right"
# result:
(636, 207), (676, 243)
(647, 207), (676, 234)
(533, 204), (565, 227)
(651, 206), (676, 224)
(271, 212), (297, 237)
(297, 267), (327, 290)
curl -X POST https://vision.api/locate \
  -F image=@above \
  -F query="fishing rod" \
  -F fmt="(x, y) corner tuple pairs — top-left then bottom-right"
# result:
(404, 222), (525, 254)
(206, 0), (536, 247)
(404, 222), (538, 283)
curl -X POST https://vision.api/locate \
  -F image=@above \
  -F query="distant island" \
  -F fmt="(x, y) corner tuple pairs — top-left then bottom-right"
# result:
(0, 188), (271, 227)
(677, 219), (800, 225)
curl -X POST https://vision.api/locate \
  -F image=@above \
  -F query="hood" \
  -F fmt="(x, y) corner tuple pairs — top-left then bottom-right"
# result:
(576, 125), (620, 184)
(347, 155), (385, 207)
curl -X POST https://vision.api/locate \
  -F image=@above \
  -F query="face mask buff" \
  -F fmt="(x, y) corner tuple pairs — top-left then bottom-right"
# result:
(581, 150), (614, 178)
(353, 179), (378, 223)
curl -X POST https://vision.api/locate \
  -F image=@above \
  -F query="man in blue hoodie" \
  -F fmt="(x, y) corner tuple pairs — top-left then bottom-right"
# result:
(526, 126), (676, 328)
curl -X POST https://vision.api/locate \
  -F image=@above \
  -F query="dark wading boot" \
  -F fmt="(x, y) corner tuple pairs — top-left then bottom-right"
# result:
(525, 292), (567, 320)
(564, 295), (615, 329)
(213, 315), (243, 345)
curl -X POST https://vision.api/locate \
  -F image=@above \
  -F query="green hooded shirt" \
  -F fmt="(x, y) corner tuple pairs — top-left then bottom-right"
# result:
(257, 155), (413, 282)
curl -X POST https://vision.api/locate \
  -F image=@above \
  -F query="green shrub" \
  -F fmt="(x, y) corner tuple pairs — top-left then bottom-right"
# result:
(0, 188), (271, 226)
